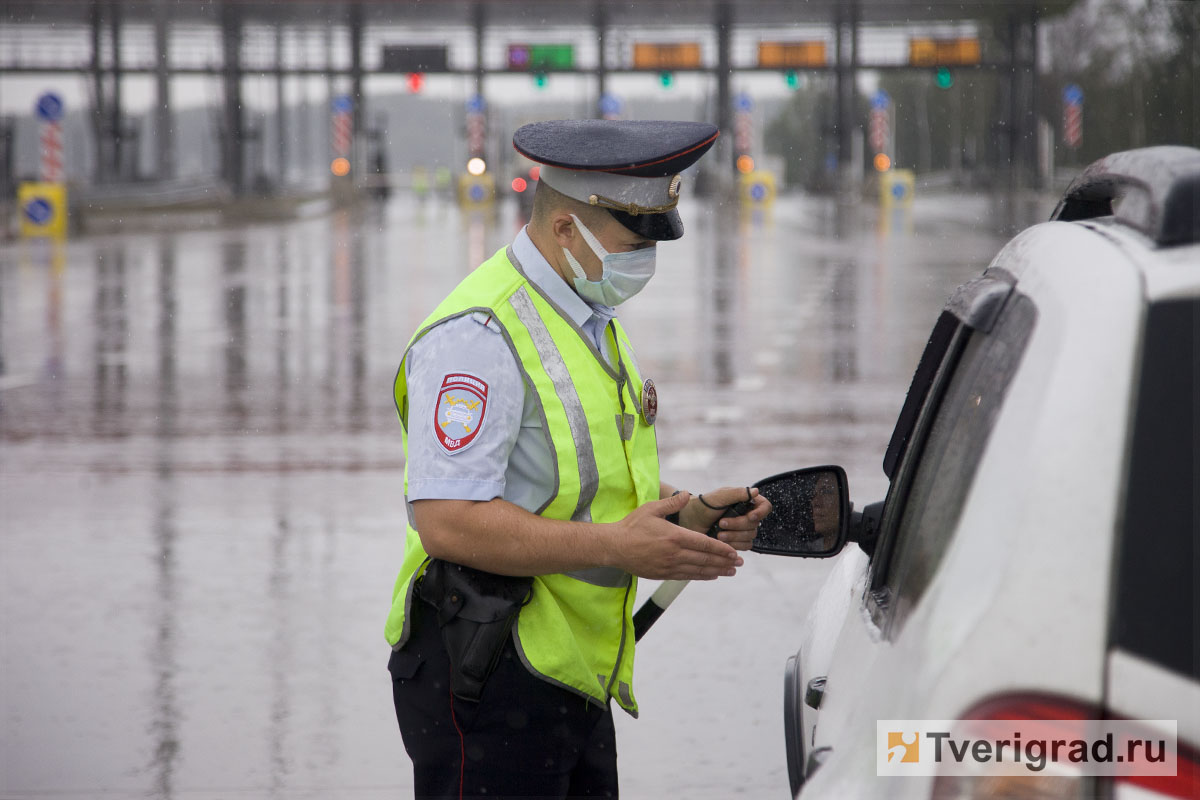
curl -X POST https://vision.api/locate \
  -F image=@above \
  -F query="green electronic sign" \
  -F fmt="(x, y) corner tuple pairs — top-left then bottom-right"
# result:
(508, 44), (575, 71)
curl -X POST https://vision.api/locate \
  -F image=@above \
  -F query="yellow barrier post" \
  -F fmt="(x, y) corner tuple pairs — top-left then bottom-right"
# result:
(878, 168), (915, 236)
(879, 168), (915, 208)
(18, 182), (69, 239)
(739, 170), (777, 208)
(457, 173), (497, 210)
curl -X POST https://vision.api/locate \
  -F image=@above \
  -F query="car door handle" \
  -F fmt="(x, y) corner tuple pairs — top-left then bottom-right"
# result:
(805, 676), (826, 710)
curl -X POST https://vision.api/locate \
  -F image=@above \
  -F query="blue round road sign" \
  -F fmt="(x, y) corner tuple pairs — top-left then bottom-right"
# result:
(750, 183), (767, 201)
(735, 92), (753, 112)
(468, 184), (486, 202)
(23, 197), (53, 226)
(332, 94), (353, 113)
(892, 182), (908, 200)
(36, 92), (64, 122)
(1063, 84), (1083, 105)
(871, 89), (890, 110)
(466, 95), (486, 114)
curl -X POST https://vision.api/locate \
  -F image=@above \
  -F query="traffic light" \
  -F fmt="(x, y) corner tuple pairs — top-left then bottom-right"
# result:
(659, 71), (674, 89)
(534, 72), (548, 89)
(935, 67), (953, 89)
(785, 70), (800, 90)
(407, 72), (425, 93)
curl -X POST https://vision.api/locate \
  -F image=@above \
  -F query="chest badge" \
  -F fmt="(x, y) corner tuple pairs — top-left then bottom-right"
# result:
(434, 373), (489, 454)
(641, 378), (658, 426)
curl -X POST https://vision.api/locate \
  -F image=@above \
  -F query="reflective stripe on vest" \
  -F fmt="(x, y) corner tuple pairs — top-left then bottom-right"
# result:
(384, 246), (659, 715)
(508, 286), (598, 522)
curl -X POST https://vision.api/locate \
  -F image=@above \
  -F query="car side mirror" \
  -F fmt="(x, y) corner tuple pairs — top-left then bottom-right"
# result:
(751, 466), (850, 558)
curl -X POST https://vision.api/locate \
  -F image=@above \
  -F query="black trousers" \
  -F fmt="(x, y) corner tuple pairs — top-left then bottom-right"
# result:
(389, 598), (619, 800)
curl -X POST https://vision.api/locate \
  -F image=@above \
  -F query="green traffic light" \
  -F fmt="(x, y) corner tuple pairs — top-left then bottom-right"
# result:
(534, 72), (548, 89)
(935, 67), (953, 89)
(659, 71), (673, 88)
(785, 70), (799, 90)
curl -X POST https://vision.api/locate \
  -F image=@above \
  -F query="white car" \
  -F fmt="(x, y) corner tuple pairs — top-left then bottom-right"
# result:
(750, 146), (1200, 799)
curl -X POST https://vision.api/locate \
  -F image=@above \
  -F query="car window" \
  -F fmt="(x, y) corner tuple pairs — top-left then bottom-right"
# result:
(871, 294), (1037, 635)
(866, 314), (971, 624)
(1110, 297), (1198, 681)
(883, 311), (961, 481)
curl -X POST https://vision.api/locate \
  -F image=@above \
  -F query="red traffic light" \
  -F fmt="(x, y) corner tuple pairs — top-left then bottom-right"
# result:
(512, 177), (528, 193)
(407, 72), (425, 93)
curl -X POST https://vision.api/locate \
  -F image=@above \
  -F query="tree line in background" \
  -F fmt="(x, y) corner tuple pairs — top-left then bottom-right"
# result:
(765, 0), (1197, 191)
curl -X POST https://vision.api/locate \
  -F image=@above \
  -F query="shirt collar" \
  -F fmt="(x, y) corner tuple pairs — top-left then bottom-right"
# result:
(513, 226), (615, 328)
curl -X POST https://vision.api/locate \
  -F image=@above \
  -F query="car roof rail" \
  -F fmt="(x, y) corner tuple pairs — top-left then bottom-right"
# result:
(1051, 145), (1200, 247)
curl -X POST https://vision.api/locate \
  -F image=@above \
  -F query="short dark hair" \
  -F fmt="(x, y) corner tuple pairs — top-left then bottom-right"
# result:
(530, 180), (610, 230)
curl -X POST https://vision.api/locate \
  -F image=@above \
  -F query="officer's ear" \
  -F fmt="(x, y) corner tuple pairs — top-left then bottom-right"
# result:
(550, 212), (577, 249)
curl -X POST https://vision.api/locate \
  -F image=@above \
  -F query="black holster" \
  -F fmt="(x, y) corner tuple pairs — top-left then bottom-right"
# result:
(416, 559), (533, 702)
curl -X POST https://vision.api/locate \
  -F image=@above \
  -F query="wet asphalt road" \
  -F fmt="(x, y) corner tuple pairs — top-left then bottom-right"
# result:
(0, 190), (1018, 799)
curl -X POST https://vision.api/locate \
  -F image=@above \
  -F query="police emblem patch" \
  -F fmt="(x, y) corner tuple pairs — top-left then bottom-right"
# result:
(641, 378), (658, 426)
(434, 373), (489, 454)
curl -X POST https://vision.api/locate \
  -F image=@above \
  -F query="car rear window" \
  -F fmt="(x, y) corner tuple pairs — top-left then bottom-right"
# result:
(1111, 297), (1199, 681)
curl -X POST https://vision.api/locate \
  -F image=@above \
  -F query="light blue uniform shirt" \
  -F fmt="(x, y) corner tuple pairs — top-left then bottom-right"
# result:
(405, 227), (618, 513)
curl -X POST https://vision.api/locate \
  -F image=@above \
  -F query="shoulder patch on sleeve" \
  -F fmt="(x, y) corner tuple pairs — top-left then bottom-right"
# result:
(434, 373), (489, 454)
(469, 311), (501, 333)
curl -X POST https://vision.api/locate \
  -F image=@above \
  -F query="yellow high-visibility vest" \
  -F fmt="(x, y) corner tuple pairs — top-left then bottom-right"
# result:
(385, 245), (660, 715)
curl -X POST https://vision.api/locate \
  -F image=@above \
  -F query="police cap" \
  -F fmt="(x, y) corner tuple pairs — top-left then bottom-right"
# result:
(513, 119), (719, 241)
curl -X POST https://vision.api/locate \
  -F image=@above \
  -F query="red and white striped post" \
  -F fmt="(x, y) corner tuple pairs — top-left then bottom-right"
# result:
(1063, 84), (1083, 150)
(870, 90), (891, 162)
(36, 92), (65, 183)
(41, 121), (63, 183)
(21, 92), (69, 239)
(331, 94), (353, 178)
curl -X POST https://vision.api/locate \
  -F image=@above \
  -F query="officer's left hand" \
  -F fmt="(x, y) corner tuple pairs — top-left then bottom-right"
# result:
(677, 486), (772, 551)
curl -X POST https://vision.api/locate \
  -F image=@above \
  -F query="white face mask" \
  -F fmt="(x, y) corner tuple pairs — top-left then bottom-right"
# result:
(562, 214), (656, 307)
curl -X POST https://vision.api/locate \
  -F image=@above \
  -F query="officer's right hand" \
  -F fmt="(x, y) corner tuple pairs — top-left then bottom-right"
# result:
(607, 492), (743, 581)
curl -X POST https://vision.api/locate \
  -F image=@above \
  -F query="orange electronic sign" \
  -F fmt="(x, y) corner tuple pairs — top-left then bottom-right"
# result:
(758, 41), (828, 68)
(632, 43), (703, 70)
(908, 37), (981, 66)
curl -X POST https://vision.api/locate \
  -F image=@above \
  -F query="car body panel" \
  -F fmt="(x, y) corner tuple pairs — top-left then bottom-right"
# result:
(1107, 649), (1200, 747)
(795, 544), (870, 775)
(1093, 222), (1200, 302)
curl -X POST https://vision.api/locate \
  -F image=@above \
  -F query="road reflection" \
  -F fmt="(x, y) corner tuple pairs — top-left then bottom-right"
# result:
(151, 236), (180, 796)
(149, 459), (181, 798)
(267, 479), (294, 797)
(224, 240), (249, 429)
(708, 209), (737, 387)
(95, 243), (129, 434)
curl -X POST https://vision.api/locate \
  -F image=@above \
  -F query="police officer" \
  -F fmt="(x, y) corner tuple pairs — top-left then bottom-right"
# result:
(386, 120), (773, 799)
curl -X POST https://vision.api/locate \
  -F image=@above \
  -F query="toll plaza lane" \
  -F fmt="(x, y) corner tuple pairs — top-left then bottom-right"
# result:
(0, 192), (1012, 799)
